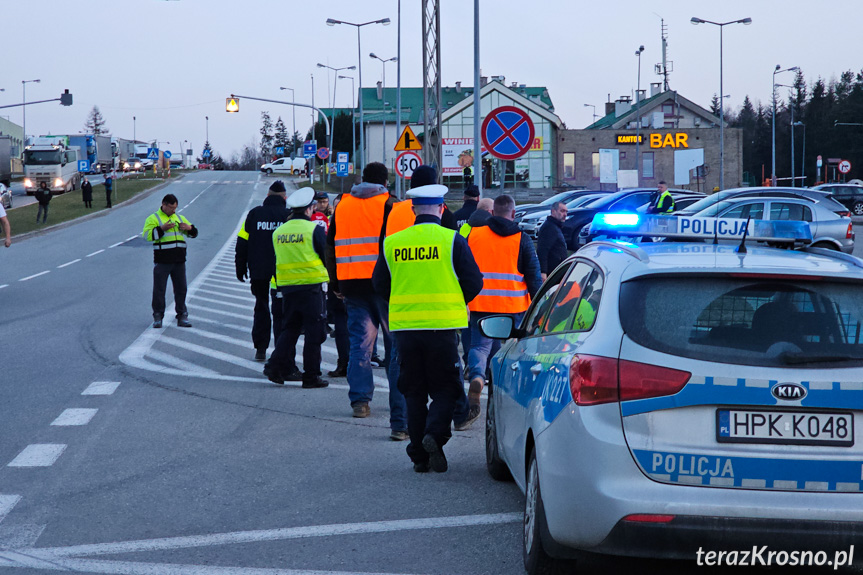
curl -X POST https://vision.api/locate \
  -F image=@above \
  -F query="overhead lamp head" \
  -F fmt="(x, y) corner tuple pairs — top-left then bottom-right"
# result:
(789, 66), (800, 71)
(690, 17), (703, 24)
(380, 18), (391, 25)
(775, 64), (781, 71)
(326, 18), (338, 26)
(391, 57), (398, 62)
(369, 52), (377, 59)
(346, 65), (357, 70)
(741, 17), (753, 25)
(316, 63), (326, 68)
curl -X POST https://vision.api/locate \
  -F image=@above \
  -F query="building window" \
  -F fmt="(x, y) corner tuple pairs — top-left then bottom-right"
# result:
(642, 152), (654, 179)
(563, 153), (575, 179)
(592, 152), (600, 179)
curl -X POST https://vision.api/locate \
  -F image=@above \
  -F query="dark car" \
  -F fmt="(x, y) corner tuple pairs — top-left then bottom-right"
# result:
(812, 184), (863, 216)
(514, 189), (592, 222)
(676, 187), (849, 218)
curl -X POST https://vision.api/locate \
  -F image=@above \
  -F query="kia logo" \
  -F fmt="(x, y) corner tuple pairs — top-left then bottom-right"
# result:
(771, 382), (807, 401)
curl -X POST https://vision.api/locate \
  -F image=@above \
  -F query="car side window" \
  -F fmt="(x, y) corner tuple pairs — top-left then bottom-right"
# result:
(770, 202), (809, 222)
(522, 264), (571, 336)
(611, 193), (650, 211)
(273, 159), (284, 165)
(543, 263), (592, 333)
(722, 202), (764, 220)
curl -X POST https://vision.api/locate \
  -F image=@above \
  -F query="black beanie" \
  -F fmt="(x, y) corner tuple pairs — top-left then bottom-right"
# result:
(269, 180), (286, 194)
(464, 185), (480, 198)
(410, 165), (437, 188)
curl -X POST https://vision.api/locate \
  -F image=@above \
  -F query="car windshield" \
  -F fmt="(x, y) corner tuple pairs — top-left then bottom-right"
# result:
(539, 191), (573, 206)
(24, 150), (62, 165)
(620, 275), (863, 367)
(693, 200), (737, 217)
(676, 191), (736, 214)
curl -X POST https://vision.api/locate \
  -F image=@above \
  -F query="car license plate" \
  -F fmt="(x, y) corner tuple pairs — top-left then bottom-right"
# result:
(716, 409), (854, 447)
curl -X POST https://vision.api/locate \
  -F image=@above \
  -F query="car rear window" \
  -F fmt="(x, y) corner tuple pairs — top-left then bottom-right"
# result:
(619, 275), (863, 367)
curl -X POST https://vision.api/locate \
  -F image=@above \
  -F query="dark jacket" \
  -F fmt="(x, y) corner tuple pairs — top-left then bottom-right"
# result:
(35, 187), (52, 206)
(372, 215), (484, 307)
(325, 182), (395, 297)
(81, 181), (93, 202)
(465, 208), (491, 229)
(451, 199), (478, 229)
(277, 212), (328, 294)
(235, 194), (290, 281)
(536, 216), (568, 275)
(104, 177), (113, 192)
(485, 216), (543, 298)
(441, 204), (458, 231)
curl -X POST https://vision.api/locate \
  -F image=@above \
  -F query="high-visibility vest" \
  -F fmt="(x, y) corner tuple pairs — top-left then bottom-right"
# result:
(467, 226), (530, 313)
(458, 222), (472, 237)
(143, 209), (191, 250)
(385, 200), (415, 237)
(384, 224), (468, 331)
(654, 190), (675, 214)
(334, 193), (388, 280)
(272, 219), (329, 286)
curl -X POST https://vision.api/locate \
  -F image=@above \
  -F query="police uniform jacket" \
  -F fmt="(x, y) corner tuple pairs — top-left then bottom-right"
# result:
(452, 199), (478, 229)
(235, 194), (290, 281)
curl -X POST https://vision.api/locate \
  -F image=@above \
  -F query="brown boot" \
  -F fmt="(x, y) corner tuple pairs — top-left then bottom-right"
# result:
(468, 376), (484, 405)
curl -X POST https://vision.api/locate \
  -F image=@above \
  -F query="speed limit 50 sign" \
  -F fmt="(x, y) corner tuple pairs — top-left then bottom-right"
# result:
(395, 151), (422, 179)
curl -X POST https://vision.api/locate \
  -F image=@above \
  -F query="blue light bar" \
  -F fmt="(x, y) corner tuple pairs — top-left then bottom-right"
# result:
(594, 212), (640, 227)
(588, 214), (812, 244)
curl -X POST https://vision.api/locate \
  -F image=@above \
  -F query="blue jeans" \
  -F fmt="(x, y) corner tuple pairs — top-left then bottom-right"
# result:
(468, 311), (523, 382)
(345, 293), (407, 430)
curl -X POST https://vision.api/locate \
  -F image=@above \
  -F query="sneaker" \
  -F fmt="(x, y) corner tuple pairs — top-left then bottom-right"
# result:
(413, 461), (430, 473)
(390, 430), (409, 441)
(152, 319), (163, 329)
(370, 354), (385, 368)
(263, 364), (284, 385)
(177, 318), (192, 328)
(422, 434), (448, 473)
(327, 365), (347, 378)
(254, 349), (267, 362)
(453, 404), (481, 431)
(284, 368), (303, 382)
(302, 377), (329, 389)
(352, 403), (370, 418)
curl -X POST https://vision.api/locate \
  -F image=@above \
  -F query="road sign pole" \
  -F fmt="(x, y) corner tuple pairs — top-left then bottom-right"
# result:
(473, 0), (482, 197)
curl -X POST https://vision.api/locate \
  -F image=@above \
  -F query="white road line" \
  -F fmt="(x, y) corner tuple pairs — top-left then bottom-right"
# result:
(186, 303), (252, 321)
(185, 328), (259, 349)
(191, 295), (251, 310)
(158, 335), (263, 372)
(19, 271), (49, 281)
(51, 408), (99, 426)
(0, 284), (8, 289)
(192, 315), (251, 333)
(8, 444), (66, 467)
(146, 350), (221, 376)
(86, 249), (105, 257)
(109, 241), (125, 248)
(127, 235), (138, 242)
(57, 259), (81, 268)
(195, 288), (255, 303)
(82, 381), (121, 395)
(0, 495), (22, 524)
(205, 279), (252, 292)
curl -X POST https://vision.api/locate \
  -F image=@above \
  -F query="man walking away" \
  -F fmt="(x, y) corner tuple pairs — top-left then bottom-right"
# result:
(104, 174), (113, 208)
(142, 194), (198, 328)
(35, 182), (51, 224)
(536, 201), (568, 281)
(264, 188), (329, 389)
(451, 185), (480, 229)
(373, 184), (482, 472)
(81, 177), (93, 208)
(236, 180), (290, 362)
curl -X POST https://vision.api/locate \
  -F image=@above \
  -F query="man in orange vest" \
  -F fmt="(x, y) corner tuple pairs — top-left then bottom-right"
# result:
(325, 162), (407, 438)
(464, 194), (541, 426)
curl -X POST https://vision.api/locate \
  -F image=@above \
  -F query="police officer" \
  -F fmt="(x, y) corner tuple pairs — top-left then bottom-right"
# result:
(451, 185), (480, 229)
(142, 193), (198, 328)
(373, 184), (483, 473)
(648, 180), (675, 214)
(235, 180), (290, 362)
(263, 188), (329, 388)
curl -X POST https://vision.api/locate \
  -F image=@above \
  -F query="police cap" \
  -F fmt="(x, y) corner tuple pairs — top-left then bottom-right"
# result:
(288, 187), (316, 209)
(406, 183), (448, 205)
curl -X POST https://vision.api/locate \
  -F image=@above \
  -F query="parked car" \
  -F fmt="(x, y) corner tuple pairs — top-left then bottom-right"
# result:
(0, 183), (11, 209)
(261, 157), (306, 176)
(519, 193), (607, 239)
(122, 158), (144, 173)
(811, 184), (863, 216)
(514, 189), (594, 222)
(676, 187), (849, 218)
(690, 196), (853, 253)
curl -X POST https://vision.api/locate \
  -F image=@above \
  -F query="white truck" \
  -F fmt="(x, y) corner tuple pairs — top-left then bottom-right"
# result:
(23, 136), (81, 195)
(261, 157), (306, 176)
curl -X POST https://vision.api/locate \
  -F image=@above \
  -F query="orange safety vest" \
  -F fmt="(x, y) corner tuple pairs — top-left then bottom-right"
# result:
(385, 200), (415, 237)
(467, 226), (531, 313)
(334, 193), (388, 280)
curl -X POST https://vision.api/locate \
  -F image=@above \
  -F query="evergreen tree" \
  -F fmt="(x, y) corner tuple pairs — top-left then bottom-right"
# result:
(710, 94), (721, 117)
(197, 141), (214, 164)
(274, 117), (288, 156)
(260, 111), (274, 161)
(84, 105), (109, 135)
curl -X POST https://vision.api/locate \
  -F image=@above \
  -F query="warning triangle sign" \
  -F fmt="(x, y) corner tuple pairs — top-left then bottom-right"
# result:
(394, 125), (422, 152)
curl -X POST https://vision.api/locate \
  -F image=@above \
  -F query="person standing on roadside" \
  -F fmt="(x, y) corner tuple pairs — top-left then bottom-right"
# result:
(0, 202), (11, 247)
(325, 193), (349, 378)
(451, 185), (480, 229)
(235, 180), (290, 363)
(81, 177), (93, 208)
(35, 181), (51, 224)
(104, 174), (113, 208)
(536, 201), (569, 281)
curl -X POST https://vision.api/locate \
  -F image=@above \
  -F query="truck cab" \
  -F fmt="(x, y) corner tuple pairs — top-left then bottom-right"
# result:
(23, 137), (81, 194)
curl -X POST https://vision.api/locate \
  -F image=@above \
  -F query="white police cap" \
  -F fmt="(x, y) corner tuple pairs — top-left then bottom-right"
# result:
(406, 183), (448, 205)
(287, 187), (316, 209)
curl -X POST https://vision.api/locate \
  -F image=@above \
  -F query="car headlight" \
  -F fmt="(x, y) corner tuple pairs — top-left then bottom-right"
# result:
(54, 178), (64, 187)
(23, 179), (32, 187)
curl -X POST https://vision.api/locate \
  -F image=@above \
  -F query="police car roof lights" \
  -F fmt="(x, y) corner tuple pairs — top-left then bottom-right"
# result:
(588, 213), (812, 245)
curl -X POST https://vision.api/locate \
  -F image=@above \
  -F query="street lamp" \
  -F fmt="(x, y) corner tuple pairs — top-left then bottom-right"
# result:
(279, 87), (296, 154)
(776, 82), (797, 187)
(370, 53), (397, 169)
(771, 65), (798, 186)
(339, 75), (356, 173)
(326, 17), (391, 170)
(317, 63), (356, 182)
(133, 116), (136, 144)
(634, 46), (644, 185)
(691, 16), (752, 191)
(584, 103), (598, 124)
(792, 121), (805, 187)
(22, 79), (40, 144)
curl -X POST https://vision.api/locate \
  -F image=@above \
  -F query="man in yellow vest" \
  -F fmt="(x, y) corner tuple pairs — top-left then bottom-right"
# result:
(263, 188), (329, 388)
(373, 184), (483, 473)
(647, 180), (675, 214)
(142, 193), (198, 328)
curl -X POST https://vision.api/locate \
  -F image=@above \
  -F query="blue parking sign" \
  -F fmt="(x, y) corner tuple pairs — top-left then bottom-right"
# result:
(337, 162), (349, 177)
(303, 142), (317, 159)
(78, 160), (90, 172)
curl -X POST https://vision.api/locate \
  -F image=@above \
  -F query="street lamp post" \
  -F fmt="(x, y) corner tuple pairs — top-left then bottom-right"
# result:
(317, 63), (356, 182)
(326, 17), (391, 171)
(339, 75), (356, 174)
(22, 79), (40, 144)
(370, 53), (397, 171)
(133, 116), (136, 144)
(634, 46), (644, 185)
(793, 121), (805, 186)
(771, 65), (798, 186)
(279, 87), (296, 154)
(584, 103), (598, 124)
(691, 16), (752, 191)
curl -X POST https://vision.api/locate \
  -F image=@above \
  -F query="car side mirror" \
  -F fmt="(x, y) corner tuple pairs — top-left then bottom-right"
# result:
(479, 315), (516, 340)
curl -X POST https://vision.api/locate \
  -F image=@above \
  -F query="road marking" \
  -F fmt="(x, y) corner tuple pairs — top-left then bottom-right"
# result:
(191, 315), (250, 333)
(127, 235), (138, 242)
(186, 303), (252, 321)
(82, 381), (121, 395)
(191, 295), (251, 311)
(51, 408), (98, 426)
(19, 271), (49, 281)
(0, 284), (7, 290)
(57, 259), (81, 268)
(147, 350), (220, 376)
(86, 249), (105, 257)
(7, 444), (66, 467)
(0, 495), (22, 524)
(109, 241), (125, 248)
(195, 288), (254, 302)
(159, 335), (264, 372)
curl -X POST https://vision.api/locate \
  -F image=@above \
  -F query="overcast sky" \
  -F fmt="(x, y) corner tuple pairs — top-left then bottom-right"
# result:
(4, 0), (861, 160)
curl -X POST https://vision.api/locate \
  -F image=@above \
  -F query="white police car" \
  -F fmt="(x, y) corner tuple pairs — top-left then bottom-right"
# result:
(480, 214), (863, 573)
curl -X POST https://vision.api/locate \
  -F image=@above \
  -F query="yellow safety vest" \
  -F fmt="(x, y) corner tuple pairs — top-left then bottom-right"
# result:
(272, 219), (328, 286)
(384, 224), (468, 331)
(143, 209), (192, 250)
(459, 222), (471, 237)
(655, 190), (675, 214)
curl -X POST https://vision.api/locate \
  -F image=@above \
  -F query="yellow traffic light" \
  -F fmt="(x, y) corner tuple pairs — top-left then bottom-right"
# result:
(226, 98), (239, 113)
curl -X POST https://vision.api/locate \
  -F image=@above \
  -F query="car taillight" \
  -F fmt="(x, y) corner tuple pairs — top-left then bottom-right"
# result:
(848, 222), (854, 240)
(569, 355), (691, 406)
(839, 211), (851, 218)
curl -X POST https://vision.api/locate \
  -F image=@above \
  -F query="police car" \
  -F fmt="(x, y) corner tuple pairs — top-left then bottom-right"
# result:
(480, 214), (863, 573)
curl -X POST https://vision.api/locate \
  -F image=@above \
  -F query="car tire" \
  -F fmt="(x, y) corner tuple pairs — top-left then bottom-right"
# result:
(524, 448), (565, 575)
(266, 168), (273, 175)
(485, 380), (512, 481)
(853, 202), (863, 216)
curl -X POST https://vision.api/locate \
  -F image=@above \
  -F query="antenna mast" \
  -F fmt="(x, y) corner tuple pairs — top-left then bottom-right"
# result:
(655, 18), (672, 91)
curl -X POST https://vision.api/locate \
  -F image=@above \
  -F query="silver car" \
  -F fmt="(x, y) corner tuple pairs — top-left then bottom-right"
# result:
(0, 183), (10, 209)
(519, 193), (606, 239)
(481, 234), (863, 572)
(691, 196), (854, 253)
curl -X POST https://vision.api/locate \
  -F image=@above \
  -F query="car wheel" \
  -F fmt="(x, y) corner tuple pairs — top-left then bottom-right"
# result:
(485, 380), (512, 481)
(266, 168), (273, 175)
(524, 448), (565, 575)
(853, 202), (863, 216)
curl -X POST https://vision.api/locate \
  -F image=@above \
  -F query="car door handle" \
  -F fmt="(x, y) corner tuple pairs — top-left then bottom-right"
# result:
(530, 363), (543, 375)
(510, 362), (519, 371)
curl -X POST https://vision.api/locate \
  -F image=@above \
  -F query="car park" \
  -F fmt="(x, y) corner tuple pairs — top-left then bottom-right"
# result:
(0, 182), (11, 209)
(677, 187), (849, 218)
(480, 215), (863, 573)
(514, 189), (590, 222)
(812, 184), (863, 216)
(518, 193), (607, 239)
